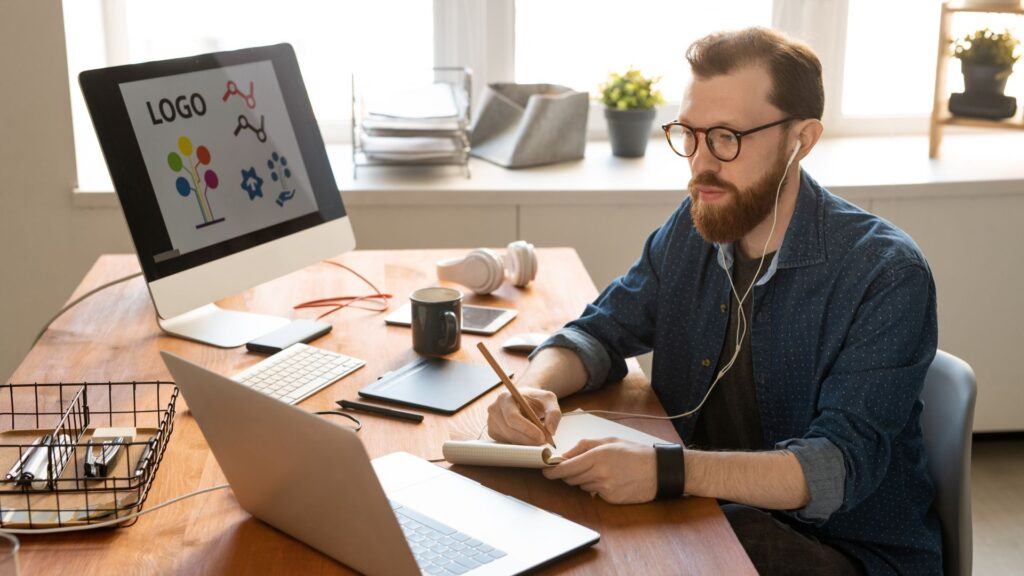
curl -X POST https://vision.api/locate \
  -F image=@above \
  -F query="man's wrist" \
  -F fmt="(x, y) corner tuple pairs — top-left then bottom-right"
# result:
(654, 443), (686, 499)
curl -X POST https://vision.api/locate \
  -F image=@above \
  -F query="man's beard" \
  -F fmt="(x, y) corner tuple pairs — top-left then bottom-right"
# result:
(689, 148), (789, 244)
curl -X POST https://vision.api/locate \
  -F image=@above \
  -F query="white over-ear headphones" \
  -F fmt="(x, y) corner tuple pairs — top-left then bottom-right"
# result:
(436, 241), (538, 295)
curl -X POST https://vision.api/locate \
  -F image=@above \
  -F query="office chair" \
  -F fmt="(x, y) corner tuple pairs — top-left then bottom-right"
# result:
(920, 350), (977, 576)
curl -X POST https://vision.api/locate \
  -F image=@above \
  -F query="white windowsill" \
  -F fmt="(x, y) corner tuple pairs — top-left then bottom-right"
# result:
(72, 132), (1024, 209)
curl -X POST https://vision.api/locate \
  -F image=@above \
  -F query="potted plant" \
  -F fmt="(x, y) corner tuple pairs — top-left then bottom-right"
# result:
(948, 28), (1020, 119)
(599, 68), (664, 157)
(952, 27), (1020, 97)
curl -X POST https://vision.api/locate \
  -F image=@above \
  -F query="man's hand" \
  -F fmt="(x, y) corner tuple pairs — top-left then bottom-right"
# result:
(486, 388), (562, 446)
(542, 438), (657, 504)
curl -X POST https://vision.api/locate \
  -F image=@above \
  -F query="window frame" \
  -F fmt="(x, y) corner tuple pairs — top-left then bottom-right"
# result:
(499, 0), (936, 138)
(77, 0), (939, 149)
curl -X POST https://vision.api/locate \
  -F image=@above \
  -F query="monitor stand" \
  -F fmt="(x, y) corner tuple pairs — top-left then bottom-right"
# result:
(157, 304), (290, 348)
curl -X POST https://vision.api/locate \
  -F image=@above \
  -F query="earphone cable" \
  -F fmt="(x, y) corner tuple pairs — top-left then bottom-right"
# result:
(582, 145), (798, 422)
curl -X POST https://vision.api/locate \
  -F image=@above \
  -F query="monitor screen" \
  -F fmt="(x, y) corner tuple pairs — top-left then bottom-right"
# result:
(81, 44), (345, 282)
(120, 60), (318, 260)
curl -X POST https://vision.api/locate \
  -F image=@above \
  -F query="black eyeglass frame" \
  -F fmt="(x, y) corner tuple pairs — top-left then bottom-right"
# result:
(661, 117), (798, 162)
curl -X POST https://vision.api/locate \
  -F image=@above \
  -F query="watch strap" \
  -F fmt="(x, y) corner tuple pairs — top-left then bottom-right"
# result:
(654, 443), (685, 500)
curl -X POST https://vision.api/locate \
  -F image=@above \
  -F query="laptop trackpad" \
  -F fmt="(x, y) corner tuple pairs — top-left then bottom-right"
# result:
(387, 467), (598, 566)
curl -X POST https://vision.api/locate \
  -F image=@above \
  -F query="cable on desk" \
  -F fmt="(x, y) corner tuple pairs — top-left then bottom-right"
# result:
(34, 272), (143, 345)
(293, 260), (393, 320)
(0, 483), (231, 535)
(314, 410), (362, 431)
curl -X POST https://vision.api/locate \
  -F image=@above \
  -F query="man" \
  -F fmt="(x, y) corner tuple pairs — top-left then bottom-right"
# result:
(485, 28), (941, 575)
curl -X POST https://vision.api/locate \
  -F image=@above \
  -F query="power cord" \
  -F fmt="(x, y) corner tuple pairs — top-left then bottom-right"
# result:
(33, 272), (143, 345)
(0, 483), (230, 535)
(33, 259), (390, 345)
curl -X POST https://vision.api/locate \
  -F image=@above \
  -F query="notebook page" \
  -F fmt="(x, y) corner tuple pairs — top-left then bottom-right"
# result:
(552, 410), (669, 457)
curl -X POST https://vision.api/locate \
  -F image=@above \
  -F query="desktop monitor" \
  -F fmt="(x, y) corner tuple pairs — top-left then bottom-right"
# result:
(79, 44), (354, 347)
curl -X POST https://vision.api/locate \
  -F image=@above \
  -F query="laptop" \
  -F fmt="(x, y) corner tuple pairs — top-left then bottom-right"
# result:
(160, 351), (599, 575)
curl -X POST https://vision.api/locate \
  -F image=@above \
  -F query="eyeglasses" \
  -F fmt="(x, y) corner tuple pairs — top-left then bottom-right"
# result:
(661, 117), (796, 162)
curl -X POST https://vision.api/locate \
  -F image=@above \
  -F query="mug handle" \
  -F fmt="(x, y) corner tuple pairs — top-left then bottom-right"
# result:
(442, 310), (458, 346)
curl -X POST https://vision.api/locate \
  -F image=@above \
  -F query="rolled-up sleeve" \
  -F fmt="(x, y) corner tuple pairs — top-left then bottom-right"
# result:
(529, 327), (612, 393)
(786, 262), (937, 524)
(776, 437), (846, 522)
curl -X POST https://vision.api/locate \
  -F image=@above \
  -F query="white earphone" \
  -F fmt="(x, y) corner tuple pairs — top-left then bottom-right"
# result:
(585, 139), (803, 423)
(436, 241), (538, 295)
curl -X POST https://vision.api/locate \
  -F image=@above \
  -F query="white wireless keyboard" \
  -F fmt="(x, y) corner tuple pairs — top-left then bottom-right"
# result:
(233, 343), (365, 405)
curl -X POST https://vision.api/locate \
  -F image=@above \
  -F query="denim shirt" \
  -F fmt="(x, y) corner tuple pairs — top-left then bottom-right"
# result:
(535, 171), (941, 575)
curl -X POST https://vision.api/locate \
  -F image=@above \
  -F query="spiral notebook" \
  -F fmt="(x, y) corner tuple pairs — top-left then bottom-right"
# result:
(442, 410), (668, 469)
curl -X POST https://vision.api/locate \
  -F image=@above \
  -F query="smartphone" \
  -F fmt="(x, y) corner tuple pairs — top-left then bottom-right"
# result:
(385, 303), (517, 335)
(245, 319), (333, 354)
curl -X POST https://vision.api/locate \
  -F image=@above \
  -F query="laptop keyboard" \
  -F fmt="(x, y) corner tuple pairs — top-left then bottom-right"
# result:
(393, 503), (508, 575)
(233, 343), (364, 405)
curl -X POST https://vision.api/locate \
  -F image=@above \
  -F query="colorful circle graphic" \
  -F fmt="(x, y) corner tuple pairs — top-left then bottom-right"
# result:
(196, 145), (211, 165)
(175, 176), (191, 197)
(167, 152), (183, 172)
(178, 136), (193, 157)
(204, 170), (219, 189)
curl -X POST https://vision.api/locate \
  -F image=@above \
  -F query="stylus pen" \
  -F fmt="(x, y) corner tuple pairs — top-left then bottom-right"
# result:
(337, 400), (424, 423)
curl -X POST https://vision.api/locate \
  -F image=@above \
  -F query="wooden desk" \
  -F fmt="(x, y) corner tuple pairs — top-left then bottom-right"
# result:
(9, 249), (754, 575)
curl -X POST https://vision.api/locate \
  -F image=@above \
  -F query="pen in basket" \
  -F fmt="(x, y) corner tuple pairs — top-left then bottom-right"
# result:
(133, 438), (158, 478)
(4, 436), (46, 482)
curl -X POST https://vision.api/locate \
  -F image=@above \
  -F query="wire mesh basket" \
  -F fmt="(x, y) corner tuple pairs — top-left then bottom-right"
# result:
(0, 381), (178, 529)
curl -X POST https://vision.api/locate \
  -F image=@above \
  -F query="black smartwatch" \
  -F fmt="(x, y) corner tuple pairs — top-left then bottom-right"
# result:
(654, 443), (686, 500)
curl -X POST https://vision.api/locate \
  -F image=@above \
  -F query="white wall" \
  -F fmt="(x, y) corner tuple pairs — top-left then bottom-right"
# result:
(0, 0), (135, 384)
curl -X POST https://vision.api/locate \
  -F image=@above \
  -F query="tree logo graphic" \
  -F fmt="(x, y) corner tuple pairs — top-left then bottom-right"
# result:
(167, 136), (224, 229)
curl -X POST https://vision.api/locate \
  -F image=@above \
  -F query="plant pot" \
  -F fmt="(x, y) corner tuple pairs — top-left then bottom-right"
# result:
(961, 60), (1012, 96)
(605, 107), (657, 158)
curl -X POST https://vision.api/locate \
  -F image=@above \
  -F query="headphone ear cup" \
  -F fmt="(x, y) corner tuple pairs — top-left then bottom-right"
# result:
(475, 249), (507, 294)
(436, 249), (505, 295)
(505, 241), (537, 287)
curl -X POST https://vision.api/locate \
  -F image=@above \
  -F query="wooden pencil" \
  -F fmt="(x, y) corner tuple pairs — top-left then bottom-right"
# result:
(476, 342), (557, 448)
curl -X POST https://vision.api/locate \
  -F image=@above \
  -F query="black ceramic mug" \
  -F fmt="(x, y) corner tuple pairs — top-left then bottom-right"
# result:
(410, 287), (462, 355)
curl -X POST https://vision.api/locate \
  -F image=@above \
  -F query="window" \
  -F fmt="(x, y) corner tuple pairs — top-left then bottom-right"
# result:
(843, 1), (1023, 121)
(64, 0), (432, 188)
(842, 1), (944, 118)
(515, 0), (773, 104)
(65, 0), (1023, 190)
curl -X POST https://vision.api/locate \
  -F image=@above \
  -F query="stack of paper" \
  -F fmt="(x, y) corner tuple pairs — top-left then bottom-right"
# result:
(354, 75), (471, 171)
(366, 83), (460, 119)
(361, 83), (467, 138)
(361, 135), (460, 161)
